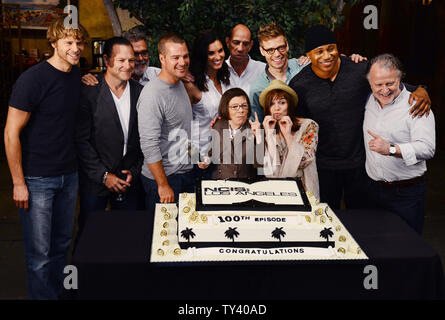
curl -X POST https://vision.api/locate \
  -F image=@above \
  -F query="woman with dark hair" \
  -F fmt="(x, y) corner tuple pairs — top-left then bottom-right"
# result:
(184, 30), (233, 164)
(260, 80), (320, 199)
(198, 88), (261, 180)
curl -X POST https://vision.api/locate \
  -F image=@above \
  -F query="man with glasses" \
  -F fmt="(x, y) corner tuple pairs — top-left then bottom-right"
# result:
(122, 26), (160, 85)
(249, 22), (365, 122)
(249, 22), (310, 122)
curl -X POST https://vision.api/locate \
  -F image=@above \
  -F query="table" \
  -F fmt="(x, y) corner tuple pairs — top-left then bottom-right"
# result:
(70, 209), (445, 299)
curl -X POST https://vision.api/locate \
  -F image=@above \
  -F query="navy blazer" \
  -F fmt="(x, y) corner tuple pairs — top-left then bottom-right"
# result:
(76, 74), (144, 196)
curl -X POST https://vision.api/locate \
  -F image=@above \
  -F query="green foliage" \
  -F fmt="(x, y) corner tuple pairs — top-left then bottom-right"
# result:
(114, 0), (362, 67)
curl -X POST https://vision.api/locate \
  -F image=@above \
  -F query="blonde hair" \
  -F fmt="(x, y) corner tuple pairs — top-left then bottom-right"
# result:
(258, 22), (285, 45)
(46, 17), (89, 44)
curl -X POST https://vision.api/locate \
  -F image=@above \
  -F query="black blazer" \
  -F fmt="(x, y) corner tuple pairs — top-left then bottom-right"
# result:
(76, 74), (144, 196)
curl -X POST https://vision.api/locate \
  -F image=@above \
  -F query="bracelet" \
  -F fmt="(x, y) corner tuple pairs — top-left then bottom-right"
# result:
(102, 171), (108, 185)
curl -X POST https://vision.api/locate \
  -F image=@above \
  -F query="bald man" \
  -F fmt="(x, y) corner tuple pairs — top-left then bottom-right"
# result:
(225, 24), (265, 94)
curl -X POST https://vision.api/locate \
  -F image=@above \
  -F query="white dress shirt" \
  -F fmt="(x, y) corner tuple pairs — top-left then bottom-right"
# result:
(363, 86), (435, 182)
(139, 66), (161, 86)
(192, 76), (232, 157)
(110, 82), (131, 156)
(226, 55), (265, 94)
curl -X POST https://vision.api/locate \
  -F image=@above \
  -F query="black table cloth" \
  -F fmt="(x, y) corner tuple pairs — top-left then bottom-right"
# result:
(70, 209), (444, 299)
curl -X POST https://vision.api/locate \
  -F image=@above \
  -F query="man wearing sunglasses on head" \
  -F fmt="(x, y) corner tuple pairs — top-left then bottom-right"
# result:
(82, 26), (160, 86)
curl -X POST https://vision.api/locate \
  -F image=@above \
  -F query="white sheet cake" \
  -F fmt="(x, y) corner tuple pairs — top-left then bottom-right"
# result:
(150, 179), (368, 262)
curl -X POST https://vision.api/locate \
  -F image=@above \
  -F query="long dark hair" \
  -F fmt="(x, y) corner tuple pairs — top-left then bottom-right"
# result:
(190, 29), (230, 92)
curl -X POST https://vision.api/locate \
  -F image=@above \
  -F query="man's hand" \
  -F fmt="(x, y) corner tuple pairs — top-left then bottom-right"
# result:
(121, 170), (133, 184)
(158, 184), (175, 203)
(13, 183), (29, 210)
(349, 53), (367, 63)
(367, 130), (390, 155)
(297, 55), (311, 66)
(210, 116), (221, 129)
(198, 161), (210, 169)
(81, 73), (99, 86)
(181, 72), (195, 83)
(409, 87), (431, 118)
(104, 173), (131, 193)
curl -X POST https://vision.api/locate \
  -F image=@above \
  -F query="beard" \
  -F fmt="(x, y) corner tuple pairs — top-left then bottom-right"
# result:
(134, 60), (148, 77)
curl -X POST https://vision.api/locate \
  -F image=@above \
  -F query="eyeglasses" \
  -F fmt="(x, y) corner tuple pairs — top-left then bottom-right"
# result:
(134, 50), (149, 57)
(261, 44), (287, 55)
(229, 103), (249, 111)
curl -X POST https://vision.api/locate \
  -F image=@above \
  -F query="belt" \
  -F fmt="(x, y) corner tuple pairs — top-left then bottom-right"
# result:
(376, 175), (425, 188)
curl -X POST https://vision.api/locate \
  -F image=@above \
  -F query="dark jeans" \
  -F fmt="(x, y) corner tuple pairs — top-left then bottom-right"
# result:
(368, 178), (426, 234)
(318, 166), (370, 210)
(19, 172), (78, 300)
(193, 164), (214, 180)
(141, 170), (196, 213)
(77, 190), (139, 237)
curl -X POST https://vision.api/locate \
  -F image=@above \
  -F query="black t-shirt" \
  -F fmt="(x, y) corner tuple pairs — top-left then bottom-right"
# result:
(9, 61), (81, 176)
(289, 56), (370, 170)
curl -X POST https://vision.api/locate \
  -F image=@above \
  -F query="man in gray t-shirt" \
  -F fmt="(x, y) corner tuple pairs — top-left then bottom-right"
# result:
(137, 34), (195, 213)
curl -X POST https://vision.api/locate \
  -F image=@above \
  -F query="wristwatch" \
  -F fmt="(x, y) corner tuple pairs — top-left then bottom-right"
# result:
(389, 144), (396, 156)
(102, 171), (108, 184)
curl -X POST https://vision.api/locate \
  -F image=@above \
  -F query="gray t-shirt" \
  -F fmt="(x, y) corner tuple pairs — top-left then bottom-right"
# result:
(137, 77), (193, 179)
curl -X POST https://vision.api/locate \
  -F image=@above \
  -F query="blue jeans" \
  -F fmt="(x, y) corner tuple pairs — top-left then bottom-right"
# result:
(141, 170), (196, 213)
(19, 172), (78, 300)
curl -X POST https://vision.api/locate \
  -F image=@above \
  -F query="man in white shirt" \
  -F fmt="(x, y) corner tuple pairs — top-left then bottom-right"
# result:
(225, 24), (265, 94)
(76, 37), (144, 237)
(122, 26), (161, 85)
(363, 53), (435, 234)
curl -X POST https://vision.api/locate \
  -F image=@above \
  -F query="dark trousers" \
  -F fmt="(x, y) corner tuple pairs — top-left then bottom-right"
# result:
(318, 166), (370, 210)
(141, 170), (196, 214)
(368, 178), (426, 234)
(192, 164), (214, 180)
(74, 189), (139, 253)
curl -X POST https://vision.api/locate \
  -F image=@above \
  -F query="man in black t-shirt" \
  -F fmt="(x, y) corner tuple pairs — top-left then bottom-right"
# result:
(289, 25), (431, 209)
(4, 18), (89, 300)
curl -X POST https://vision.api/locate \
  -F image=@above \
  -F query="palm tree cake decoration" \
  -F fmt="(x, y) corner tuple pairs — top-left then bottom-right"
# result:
(271, 227), (286, 242)
(224, 227), (240, 242)
(180, 227), (196, 242)
(319, 227), (334, 244)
